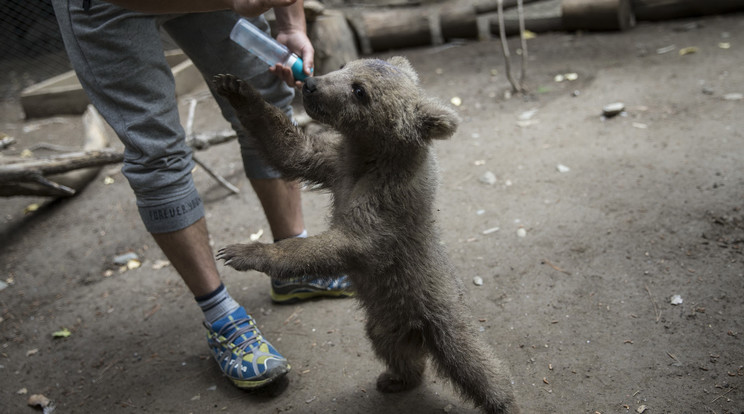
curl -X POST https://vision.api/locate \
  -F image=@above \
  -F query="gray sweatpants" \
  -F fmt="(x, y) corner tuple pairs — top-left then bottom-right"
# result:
(52, 0), (295, 233)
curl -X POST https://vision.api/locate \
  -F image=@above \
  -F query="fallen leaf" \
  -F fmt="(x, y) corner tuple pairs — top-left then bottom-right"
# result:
(250, 229), (264, 241)
(52, 328), (72, 339)
(24, 204), (40, 214)
(151, 260), (170, 270)
(126, 259), (141, 270)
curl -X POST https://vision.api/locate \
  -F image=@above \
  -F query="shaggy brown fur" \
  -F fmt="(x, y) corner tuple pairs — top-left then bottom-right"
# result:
(213, 57), (519, 414)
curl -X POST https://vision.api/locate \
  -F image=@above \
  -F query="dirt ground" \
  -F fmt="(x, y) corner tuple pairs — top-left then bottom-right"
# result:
(1, 11), (743, 414)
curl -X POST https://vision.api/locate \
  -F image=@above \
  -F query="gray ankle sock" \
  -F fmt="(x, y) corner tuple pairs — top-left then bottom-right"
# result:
(195, 284), (240, 324)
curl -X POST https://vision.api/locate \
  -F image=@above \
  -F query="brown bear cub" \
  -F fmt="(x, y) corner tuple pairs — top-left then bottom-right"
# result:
(213, 57), (519, 414)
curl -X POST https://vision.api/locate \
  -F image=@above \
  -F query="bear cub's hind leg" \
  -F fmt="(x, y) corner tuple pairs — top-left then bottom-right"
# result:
(367, 322), (427, 393)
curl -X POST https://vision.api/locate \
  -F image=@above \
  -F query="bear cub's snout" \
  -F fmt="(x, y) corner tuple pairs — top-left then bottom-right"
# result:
(302, 77), (317, 96)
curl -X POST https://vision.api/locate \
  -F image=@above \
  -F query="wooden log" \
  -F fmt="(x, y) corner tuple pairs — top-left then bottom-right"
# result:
(562, 0), (635, 31)
(346, 7), (431, 53)
(0, 150), (124, 184)
(487, 0), (563, 37)
(0, 105), (118, 197)
(632, 0), (744, 21)
(308, 10), (359, 75)
(344, 0), (544, 53)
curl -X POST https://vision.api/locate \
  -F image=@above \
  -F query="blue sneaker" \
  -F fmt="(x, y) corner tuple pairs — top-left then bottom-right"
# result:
(270, 275), (354, 304)
(204, 306), (289, 389)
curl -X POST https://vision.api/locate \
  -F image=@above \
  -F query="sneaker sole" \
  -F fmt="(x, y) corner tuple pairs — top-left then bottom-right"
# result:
(230, 364), (291, 389)
(270, 289), (355, 304)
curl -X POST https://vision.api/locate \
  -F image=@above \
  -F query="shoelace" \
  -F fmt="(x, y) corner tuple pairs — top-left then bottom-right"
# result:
(211, 317), (262, 379)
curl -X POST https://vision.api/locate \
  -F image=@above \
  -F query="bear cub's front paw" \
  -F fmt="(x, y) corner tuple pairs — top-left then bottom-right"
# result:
(216, 243), (262, 272)
(212, 74), (263, 112)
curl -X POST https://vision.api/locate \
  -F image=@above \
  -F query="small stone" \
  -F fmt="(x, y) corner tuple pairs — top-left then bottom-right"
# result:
(27, 394), (51, 409)
(723, 93), (743, 101)
(517, 228), (527, 238)
(602, 102), (625, 117)
(670, 295), (683, 305)
(701, 86), (715, 95)
(519, 109), (538, 121)
(473, 276), (484, 286)
(479, 171), (497, 185)
(556, 164), (571, 173)
(637, 405), (648, 413)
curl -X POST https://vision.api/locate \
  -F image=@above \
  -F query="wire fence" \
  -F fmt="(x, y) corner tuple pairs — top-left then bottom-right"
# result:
(0, 0), (72, 101)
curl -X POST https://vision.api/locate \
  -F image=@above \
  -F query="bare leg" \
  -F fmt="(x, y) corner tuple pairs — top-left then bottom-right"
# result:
(249, 177), (305, 240)
(151, 217), (221, 297)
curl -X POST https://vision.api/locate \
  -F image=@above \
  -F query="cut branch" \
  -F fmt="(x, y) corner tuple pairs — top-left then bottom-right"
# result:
(0, 150), (125, 183)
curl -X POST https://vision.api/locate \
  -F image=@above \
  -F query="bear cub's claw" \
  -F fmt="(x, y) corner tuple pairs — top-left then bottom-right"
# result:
(212, 74), (262, 110)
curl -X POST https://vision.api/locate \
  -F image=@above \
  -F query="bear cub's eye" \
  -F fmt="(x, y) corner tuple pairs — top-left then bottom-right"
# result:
(352, 83), (366, 100)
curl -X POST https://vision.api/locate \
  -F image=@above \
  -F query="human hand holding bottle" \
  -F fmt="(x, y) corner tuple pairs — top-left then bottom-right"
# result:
(272, 29), (314, 87)
(272, 0), (314, 87)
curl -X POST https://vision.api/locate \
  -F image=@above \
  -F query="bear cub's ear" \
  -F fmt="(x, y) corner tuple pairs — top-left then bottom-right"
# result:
(418, 98), (460, 141)
(387, 56), (419, 84)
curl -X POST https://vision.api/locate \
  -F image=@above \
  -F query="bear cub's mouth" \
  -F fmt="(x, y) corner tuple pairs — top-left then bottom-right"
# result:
(301, 95), (327, 122)
(301, 77), (327, 122)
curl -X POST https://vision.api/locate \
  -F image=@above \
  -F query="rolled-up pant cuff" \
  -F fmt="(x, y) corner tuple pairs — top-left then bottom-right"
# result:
(138, 187), (205, 234)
